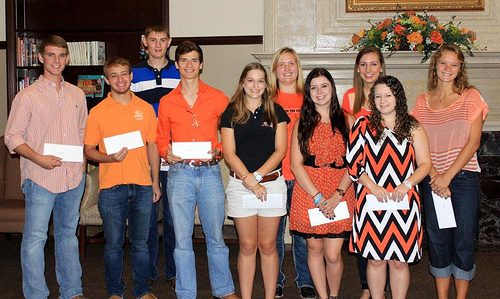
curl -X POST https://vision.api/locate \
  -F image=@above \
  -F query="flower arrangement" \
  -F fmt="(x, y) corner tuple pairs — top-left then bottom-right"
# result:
(343, 11), (483, 62)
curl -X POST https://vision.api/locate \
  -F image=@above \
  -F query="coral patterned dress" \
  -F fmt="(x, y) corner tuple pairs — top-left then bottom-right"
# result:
(346, 116), (422, 262)
(290, 122), (355, 237)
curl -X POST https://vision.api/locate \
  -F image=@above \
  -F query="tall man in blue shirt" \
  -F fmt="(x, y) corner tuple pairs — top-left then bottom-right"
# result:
(131, 25), (180, 289)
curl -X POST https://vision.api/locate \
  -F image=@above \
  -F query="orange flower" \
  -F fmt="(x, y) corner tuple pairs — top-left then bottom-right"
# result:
(430, 30), (444, 44)
(462, 27), (468, 34)
(407, 32), (423, 44)
(377, 18), (392, 30)
(394, 24), (406, 35)
(352, 34), (360, 44)
(357, 29), (366, 38)
(410, 15), (421, 24)
(437, 24), (445, 30)
(469, 30), (477, 42)
(405, 10), (416, 16)
(381, 31), (388, 40)
(395, 38), (401, 50)
(428, 15), (438, 24)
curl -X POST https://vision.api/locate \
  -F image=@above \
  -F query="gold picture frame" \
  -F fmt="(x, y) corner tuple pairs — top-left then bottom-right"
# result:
(346, 0), (485, 12)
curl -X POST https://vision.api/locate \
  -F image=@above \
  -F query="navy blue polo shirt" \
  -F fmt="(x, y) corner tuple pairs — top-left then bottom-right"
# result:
(131, 59), (180, 116)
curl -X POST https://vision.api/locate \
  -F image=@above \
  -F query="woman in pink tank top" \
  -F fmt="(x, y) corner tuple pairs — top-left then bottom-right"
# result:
(411, 44), (489, 299)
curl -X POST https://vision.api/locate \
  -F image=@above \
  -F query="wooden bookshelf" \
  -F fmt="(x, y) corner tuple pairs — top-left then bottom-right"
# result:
(6, 0), (169, 112)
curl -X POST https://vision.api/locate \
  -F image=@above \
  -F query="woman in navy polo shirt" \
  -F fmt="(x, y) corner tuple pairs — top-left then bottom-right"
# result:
(220, 62), (290, 299)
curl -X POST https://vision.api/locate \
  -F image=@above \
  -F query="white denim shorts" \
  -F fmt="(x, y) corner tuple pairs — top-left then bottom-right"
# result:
(226, 175), (287, 218)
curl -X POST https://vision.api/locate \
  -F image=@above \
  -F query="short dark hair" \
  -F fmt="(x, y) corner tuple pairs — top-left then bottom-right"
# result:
(144, 25), (170, 38)
(39, 35), (69, 55)
(103, 57), (132, 78)
(175, 41), (203, 64)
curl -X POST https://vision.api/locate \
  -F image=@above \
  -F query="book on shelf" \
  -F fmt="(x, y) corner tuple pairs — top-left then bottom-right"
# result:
(17, 76), (37, 92)
(77, 75), (105, 98)
(17, 34), (40, 67)
(68, 41), (106, 66)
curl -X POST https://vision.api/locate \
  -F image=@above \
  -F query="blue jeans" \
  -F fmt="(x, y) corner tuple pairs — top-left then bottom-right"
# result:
(276, 180), (314, 288)
(167, 163), (235, 299)
(98, 184), (153, 298)
(21, 173), (85, 299)
(422, 171), (480, 281)
(148, 171), (176, 281)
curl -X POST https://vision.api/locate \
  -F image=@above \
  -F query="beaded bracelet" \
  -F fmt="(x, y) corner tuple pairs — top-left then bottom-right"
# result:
(313, 193), (324, 205)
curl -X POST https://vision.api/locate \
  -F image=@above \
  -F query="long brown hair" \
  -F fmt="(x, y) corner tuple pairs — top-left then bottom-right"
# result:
(427, 44), (472, 94)
(269, 47), (305, 99)
(228, 62), (277, 129)
(353, 46), (386, 114)
(298, 68), (349, 160)
(368, 76), (418, 144)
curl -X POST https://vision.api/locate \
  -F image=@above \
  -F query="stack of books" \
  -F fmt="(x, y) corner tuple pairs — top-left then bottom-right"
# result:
(67, 41), (106, 66)
(16, 34), (40, 67)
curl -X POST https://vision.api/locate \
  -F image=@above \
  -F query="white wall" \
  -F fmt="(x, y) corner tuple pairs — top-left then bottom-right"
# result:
(0, 0), (5, 41)
(170, 0), (264, 37)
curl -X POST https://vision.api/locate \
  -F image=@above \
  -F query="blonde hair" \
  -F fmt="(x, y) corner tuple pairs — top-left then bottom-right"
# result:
(269, 47), (304, 99)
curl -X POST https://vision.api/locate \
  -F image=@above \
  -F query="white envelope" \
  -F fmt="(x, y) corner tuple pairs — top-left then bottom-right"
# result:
(432, 191), (457, 229)
(160, 158), (170, 171)
(364, 194), (410, 211)
(172, 142), (212, 160)
(103, 130), (144, 154)
(43, 143), (83, 163)
(308, 201), (350, 227)
(242, 194), (283, 209)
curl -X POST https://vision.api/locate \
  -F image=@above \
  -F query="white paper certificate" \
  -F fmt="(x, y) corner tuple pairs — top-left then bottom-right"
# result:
(242, 194), (283, 209)
(308, 201), (350, 227)
(364, 194), (410, 211)
(43, 143), (83, 162)
(103, 130), (144, 155)
(172, 142), (212, 160)
(160, 158), (170, 172)
(432, 191), (457, 229)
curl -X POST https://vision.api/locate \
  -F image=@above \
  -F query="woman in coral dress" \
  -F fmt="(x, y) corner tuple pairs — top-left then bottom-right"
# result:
(289, 68), (355, 299)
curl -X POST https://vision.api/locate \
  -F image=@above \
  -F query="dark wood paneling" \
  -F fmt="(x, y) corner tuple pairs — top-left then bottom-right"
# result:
(0, 42), (6, 49)
(18, 0), (163, 32)
(172, 35), (263, 46)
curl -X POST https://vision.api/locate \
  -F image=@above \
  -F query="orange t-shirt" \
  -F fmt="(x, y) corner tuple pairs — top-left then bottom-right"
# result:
(84, 92), (158, 190)
(274, 90), (303, 180)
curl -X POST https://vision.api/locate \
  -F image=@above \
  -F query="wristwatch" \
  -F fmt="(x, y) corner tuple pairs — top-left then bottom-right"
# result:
(254, 172), (263, 182)
(402, 180), (412, 189)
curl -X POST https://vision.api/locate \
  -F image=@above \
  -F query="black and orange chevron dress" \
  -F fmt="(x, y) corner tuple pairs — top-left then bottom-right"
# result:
(346, 117), (422, 263)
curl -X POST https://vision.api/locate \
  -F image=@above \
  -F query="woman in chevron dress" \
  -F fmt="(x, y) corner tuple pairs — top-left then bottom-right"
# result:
(346, 76), (431, 299)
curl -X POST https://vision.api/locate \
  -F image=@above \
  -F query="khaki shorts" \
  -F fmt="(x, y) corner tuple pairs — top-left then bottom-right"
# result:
(226, 175), (287, 218)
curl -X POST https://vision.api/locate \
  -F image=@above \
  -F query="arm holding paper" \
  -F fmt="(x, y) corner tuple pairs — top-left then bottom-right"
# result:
(430, 115), (483, 199)
(13, 143), (63, 170)
(84, 145), (128, 163)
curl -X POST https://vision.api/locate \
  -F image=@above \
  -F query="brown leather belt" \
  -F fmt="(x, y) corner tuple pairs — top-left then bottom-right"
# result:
(229, 170), (282, 183)
(181, 159), (219, 167)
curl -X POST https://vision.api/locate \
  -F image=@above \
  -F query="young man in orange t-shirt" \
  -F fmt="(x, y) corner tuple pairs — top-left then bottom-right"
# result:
(84, 57), (160, 299)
